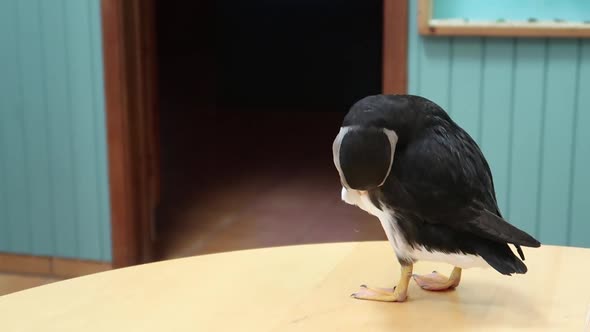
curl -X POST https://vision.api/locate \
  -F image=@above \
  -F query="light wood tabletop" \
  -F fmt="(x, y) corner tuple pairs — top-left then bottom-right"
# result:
(1, 241), (589, 331)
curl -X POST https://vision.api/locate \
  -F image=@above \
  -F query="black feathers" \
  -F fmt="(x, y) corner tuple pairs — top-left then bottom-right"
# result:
(342, 94), (541, 276)
(466, 210), (541, 248)
(474, 241), (528, 275)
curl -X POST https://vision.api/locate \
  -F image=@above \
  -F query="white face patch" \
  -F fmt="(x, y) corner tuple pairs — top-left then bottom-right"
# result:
(332, 126), (354, 188)
(332, 126), (399, 189)
(380, 128), (398, 186)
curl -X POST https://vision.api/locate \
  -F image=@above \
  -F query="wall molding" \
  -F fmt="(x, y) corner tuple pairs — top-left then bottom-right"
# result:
(0, 253), (111, 278)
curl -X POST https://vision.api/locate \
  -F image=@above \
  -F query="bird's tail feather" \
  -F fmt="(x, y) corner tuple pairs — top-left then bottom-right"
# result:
(476, 242), (527, 275)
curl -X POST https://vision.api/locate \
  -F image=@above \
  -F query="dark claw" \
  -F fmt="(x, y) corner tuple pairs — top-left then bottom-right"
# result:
(360, 284), (367, 288)
(432, 270), (437, 273)
(350, 293), (357, 298)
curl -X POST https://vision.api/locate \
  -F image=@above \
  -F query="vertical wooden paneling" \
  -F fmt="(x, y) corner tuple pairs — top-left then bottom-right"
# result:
(407, 1), (590, 247)
(17, 0), (54, 255)
(0, 0), (15, 252)
(508, 40), (546, 235)
(64, 0), (103, 259)
(538, 40), (579, 245)
(570, 40), (590, 247)
(479, 39), (515, 215)
(0, 0), (31, 253)
(407, 0), (420, 94)
(41, 0), (78, 258)
(449, 38), (483, 138)
(0, 0), (111, 261)
(418, 37), (452, 110)
(0, 151), (4, 251)
(89, 0), (112, 261)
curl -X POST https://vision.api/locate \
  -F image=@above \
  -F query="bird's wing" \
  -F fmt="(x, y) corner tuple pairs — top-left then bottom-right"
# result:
(383, 124), (540, 248)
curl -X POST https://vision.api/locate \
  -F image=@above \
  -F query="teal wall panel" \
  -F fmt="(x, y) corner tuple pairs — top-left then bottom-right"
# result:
(570, 41), (590, 247)
(449, 38), (483, 138)
(538, 41), (579, 244)
(0, 0), (111, 261)
(417, 38), (452, 111)
(0, 0), (30, 253)
(40, 0), (77, 259)
(509, 40), (546, 236)
(89, 0), (111, 261)
(408, 1), (590, 247)
(479, 39), (515, 215)
(17, 0), (54, 255)
(65, 0), (103, 260)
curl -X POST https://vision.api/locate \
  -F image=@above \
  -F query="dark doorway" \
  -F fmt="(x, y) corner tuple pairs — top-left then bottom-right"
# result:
(153, 0), (386, 259)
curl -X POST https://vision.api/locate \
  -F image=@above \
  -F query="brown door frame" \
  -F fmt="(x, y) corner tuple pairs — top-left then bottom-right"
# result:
(101, 0), (159, 268)
(382, 0), (408, 94)
(100, 0), (408, 268)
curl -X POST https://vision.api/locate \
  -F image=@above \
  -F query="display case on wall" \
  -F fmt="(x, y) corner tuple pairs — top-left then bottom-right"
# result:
(418, 0), (590, 37)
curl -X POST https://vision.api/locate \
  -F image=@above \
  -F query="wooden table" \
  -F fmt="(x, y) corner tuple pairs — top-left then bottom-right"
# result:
(1, 242), (589, 331)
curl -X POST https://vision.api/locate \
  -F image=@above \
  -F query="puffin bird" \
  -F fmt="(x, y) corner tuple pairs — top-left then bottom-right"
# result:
(333, 94), (541, 302)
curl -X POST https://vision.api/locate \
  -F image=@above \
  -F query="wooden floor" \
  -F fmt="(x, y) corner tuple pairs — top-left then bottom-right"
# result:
(155, 164), (386, 259)
(0, 273), (57, 296)
(155, 109), (387, 260)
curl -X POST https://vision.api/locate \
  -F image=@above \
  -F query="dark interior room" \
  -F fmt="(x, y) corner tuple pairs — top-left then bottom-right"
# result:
(153, 0), (386, 259)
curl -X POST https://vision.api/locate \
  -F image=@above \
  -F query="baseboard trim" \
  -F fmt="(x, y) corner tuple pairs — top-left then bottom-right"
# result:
(0, 253), (112, 278)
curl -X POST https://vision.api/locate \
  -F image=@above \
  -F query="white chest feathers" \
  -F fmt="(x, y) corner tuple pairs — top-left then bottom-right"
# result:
(341, 187), (488, 269)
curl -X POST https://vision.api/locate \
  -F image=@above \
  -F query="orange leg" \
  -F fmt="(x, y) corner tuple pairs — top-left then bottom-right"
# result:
(351, 264), (413, 302)
(412, 267), (462, 291)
